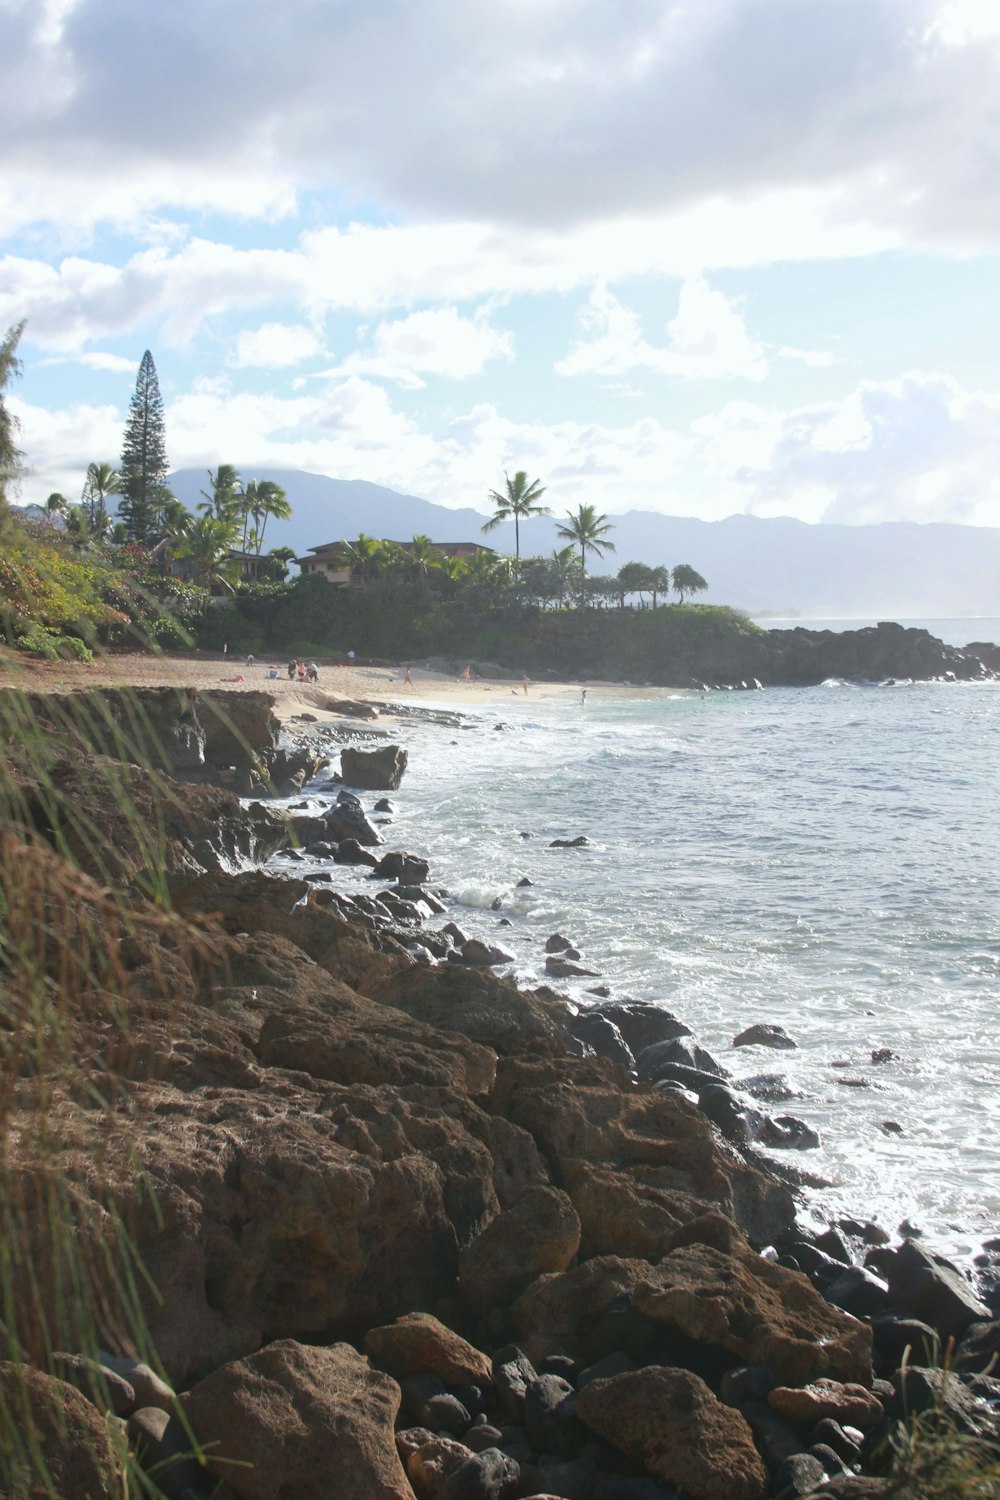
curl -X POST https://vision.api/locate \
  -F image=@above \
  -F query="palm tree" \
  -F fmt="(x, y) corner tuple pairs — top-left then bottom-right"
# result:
(671, 564), (708, 604)
(649, 565), (670, 608)
(481, 471), (550, 568)
(242, 479), (291, 555)
(81, 462), (121, 536)
(550, 546), (582, 608)
(267, 545), (298, 581)
(45, 492), (68, 515)
(343, 533), (384, 585)
(160, 496), (193, 545)
(407, 534), (437, 579)
(200, 465), (243, 522)
(555, 504), (616, 595)
(175, 514), (242, 593)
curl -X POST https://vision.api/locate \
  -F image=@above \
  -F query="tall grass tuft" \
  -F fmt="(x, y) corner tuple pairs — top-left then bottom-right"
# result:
(0, 651), (228, 1496)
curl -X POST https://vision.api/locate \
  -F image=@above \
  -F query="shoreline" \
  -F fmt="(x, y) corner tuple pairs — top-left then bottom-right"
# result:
(2, 677), (998, 1494)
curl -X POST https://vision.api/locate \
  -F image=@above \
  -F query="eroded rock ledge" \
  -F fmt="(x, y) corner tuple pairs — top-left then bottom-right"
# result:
(3, 689), (998, 1500)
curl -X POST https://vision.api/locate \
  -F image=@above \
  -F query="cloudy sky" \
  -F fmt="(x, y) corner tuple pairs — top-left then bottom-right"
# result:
(4, 0), (1000, 526)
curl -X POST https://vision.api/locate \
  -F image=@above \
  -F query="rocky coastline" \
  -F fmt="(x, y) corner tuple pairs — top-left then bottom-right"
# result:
(2, 684), (999, 1500)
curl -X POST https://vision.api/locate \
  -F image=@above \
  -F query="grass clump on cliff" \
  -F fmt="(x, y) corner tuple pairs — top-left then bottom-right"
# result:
(0, 667), (225, 1496)
(882, 1409), (1000, 1498)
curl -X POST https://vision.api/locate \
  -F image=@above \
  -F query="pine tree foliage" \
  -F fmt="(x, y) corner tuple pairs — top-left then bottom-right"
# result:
(118, 350), (169, 543)
(0, 321), (26, 512)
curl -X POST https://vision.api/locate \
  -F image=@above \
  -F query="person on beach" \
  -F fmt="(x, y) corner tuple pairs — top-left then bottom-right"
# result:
(296, 662), (307, 682)
(246, 653), (255, 668)
(403, 666), (413, 687)
(287, 659), (297, 680)
(347, 650), (356, 668)
(462, 664), (471, 684)
(522, 676), (530, 694)
(307, 661), (319, 683)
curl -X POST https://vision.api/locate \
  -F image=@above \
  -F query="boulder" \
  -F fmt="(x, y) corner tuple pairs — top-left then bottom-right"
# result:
(767, 1379), (884, 1429)
(592, 1002), (692, 1054)
(511, 1257), (655, 1365)
(326, 801), (384, 845)
(365, 1313), (493, 1387)
(182, 1339), (412, 1500)
(459, 1187), (581, 1307)
(491, 1055), (795, 1254)
(633, 1241), (873, 1386)
(376, 850), (431, 883)
(885, 1240), (991, 1339)
(0, 1362), (121, 1499)
(439, 1447), (521, 1500)
(575, 1366), (768, 1500)
(342, 745), (409, 790)
(372, 965), (573, 1055)
(256, 986), (498, 1098)
(408, 1436), (476, 1496)
(733, 1024), (798, 1051)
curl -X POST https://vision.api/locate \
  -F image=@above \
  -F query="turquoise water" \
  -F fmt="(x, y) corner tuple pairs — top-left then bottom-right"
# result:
(362, 669), (1000, 1255)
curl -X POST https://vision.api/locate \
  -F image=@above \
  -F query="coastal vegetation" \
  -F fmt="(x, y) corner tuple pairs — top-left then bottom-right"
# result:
(1, 327), (729, 675)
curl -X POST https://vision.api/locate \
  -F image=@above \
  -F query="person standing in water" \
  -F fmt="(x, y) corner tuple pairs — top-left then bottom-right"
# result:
(581, 688), (588, 705)
(403, 666), (413, 687)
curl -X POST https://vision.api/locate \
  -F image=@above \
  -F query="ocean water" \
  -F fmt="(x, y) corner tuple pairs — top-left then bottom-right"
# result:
(283, 620), (1000, 1256)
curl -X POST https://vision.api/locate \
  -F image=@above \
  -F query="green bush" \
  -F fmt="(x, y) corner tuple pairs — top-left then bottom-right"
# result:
(16, 623), (94, 662)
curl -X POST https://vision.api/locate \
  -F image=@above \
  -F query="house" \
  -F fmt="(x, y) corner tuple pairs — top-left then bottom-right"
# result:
(296, 539), (494, 586)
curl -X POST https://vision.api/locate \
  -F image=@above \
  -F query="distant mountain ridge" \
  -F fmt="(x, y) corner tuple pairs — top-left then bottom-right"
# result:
(168, 467), (1000, 618)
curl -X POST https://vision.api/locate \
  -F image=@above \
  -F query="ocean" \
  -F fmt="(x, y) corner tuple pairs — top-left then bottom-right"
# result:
(282, 618), (1000, 1257)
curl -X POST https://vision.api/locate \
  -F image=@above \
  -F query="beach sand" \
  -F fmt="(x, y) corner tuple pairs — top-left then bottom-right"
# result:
(0, 649), (644, 724)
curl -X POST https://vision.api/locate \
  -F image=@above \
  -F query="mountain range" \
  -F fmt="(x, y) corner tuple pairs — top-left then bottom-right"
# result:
(168, 468), (1000, 620)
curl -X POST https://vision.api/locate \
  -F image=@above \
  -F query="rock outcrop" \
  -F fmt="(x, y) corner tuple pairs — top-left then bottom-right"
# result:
(3, 685), (994, 1500)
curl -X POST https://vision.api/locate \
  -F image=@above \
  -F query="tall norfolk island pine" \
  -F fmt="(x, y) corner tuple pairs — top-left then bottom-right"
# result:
(118, 350), (169, 544)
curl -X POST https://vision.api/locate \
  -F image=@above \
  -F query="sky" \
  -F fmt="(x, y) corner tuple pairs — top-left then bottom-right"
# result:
(4, 0), (1000, 528)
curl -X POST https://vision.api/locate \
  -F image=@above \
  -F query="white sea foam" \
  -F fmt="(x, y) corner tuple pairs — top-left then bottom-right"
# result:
(374, 666), (1000, 1257)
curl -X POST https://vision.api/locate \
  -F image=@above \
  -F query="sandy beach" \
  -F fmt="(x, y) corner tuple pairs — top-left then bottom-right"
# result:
(0, 649), (652, 722)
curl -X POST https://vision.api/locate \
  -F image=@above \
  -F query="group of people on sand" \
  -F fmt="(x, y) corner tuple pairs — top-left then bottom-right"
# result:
(284, 658), (319, 683)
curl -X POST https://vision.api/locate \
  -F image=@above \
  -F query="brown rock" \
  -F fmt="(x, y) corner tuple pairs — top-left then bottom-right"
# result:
(9, 1075), (463, 1384)
(459, 1187), (581, 1307)
(511, 1257), (653, 1365)
(365, 1312), (492, 1387)
(0, 1362), (120, 1500)
(168, 869), (411, 993)
(575, 1365), (767, 1500)
(372, 964), (572, 1054)
(491, 1054), (795, 1250)
(408, 1437), (475, 1497)
(634, 1241), (873, 1386)
(182, 1339), (411, 1500)
(768, 1377), (884, 1429)
(50, 1353), (135, 1416)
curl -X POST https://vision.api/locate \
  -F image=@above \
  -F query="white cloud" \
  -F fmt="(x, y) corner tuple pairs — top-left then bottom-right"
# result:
(327, 306), (514, 388)
(232, 322), (324, 368)
(693, 373), (1000, 525)
(1, 0), (999, 257)
(7, 395), (123, 504)
(557, 279), (768, 382)
(1, 190), (899, 357)
(777, 346), (838, 369)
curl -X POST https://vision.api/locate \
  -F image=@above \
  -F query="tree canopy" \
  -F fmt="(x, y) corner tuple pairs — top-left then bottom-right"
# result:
(0, 321), (26, 513)
(671, 564), (708, 603)
(118, 351), (169, 544)
(481, 471), (550, 564)
(555, 504), (616, 590)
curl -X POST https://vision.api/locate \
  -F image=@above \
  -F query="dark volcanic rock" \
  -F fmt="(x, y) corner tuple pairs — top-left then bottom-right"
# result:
(341, 744), (409, 789)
